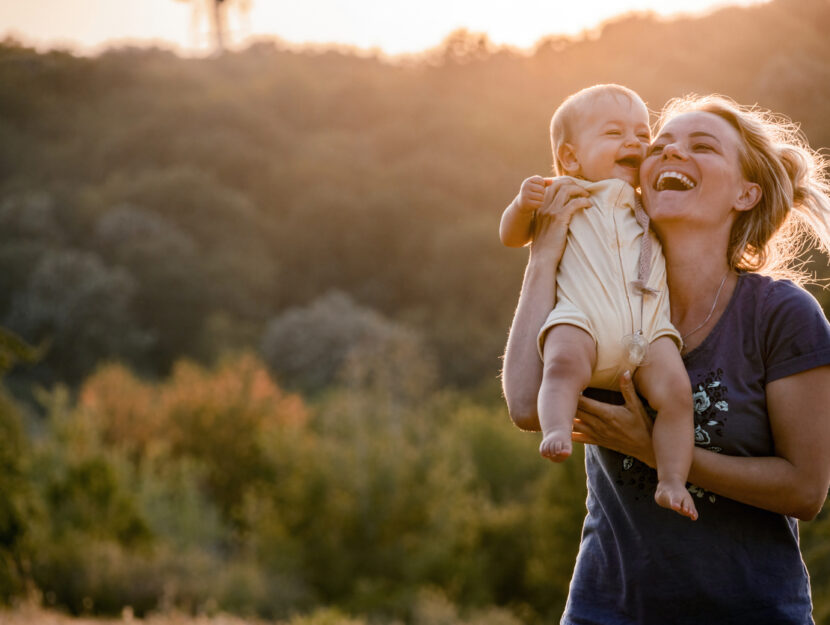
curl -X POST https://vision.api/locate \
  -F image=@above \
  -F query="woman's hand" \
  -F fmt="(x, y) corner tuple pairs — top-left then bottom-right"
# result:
(572, 371), (657, 467)
(531, 179), (590, 256)
(526, 178), (589, 273)
(536, 177), (591, 220)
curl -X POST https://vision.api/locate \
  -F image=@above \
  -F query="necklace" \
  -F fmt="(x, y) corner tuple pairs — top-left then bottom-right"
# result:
(681, 271), (730, 343)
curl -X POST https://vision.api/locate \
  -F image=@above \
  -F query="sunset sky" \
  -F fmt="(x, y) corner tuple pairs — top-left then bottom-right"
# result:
(2, 0), (771, 56)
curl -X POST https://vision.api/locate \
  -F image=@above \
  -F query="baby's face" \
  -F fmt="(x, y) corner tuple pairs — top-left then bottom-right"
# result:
(568, 95), (651, 187)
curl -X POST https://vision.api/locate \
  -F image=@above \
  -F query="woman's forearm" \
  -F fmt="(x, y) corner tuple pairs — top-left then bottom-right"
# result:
(502, 180), (591, 430)
(574, 369), (830, 521)
(688, 368), (830, 521)
(502, 257), (554, 430)
(626, 440), (823, 520)
(502, 221), (571, 430)
(687, 450), (822, 520)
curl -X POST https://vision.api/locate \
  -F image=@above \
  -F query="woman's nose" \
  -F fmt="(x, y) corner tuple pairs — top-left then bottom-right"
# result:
(662, 143), (686, 160)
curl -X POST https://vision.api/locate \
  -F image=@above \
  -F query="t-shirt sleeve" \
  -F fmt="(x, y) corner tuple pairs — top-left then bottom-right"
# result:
(762, 280), (830, 383)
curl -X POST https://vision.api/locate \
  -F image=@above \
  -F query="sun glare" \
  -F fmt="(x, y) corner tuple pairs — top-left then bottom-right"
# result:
(1, 0), (772, 56)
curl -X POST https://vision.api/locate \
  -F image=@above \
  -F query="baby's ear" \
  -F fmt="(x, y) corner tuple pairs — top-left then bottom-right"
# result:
(557, 143), (581, 177)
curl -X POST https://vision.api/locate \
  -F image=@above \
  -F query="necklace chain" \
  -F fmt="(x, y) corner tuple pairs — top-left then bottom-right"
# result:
(681, 271), (730, 342)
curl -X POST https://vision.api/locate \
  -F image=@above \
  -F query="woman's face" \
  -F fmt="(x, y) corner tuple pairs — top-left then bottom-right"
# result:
(640, 111), (756, 229)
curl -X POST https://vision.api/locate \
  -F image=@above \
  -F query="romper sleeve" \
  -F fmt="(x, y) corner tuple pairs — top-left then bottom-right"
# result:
(761, 279), (830, 383)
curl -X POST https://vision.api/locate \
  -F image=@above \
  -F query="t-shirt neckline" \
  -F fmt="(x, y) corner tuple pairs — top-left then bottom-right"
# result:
(682, 272), (745, 362)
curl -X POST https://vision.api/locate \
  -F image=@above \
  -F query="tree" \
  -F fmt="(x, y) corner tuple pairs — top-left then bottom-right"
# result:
(94, 204), (211, 372)
(260, 291), (435, 397)
(174, 0), (252, 54)
(4, 250), (151, 384)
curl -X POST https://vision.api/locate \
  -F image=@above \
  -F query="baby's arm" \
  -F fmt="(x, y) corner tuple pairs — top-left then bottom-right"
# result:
(500, 175), (553, 247)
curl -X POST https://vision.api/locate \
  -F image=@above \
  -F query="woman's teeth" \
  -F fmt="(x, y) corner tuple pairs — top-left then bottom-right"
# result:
(656, 171), (696, 191)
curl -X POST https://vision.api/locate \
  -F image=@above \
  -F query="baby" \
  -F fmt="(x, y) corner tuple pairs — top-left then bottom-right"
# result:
(500, 84), (697, 520)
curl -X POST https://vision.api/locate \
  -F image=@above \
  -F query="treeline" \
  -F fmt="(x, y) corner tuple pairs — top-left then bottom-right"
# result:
(1, 0), (830, 621)
(1, 0), (830, 390)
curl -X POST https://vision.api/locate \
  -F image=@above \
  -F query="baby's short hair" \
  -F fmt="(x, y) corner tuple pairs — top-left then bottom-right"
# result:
(550, 84), (647, 175)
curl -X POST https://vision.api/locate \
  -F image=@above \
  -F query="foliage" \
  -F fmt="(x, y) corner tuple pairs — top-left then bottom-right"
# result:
(0, 351), (590, 621)
(4, 250), (150, 384)
(802, 507), (830, 625)
(93, 204), (210, 371)
(0, 390), (31, 601)
(0, 1), (829, 621)
(260, 290), (435, 397)
(0, 348), (826, 622)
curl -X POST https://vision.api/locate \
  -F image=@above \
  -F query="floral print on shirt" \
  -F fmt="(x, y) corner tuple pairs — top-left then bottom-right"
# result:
(687, 368), (730, 503)
(617, 368), (729, 505)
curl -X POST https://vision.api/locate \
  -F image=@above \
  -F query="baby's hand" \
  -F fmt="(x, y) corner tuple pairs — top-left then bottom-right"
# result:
(517, 175), (553, 213)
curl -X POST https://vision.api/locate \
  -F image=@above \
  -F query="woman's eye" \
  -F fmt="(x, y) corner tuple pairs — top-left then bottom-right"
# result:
(606, 130), (621, 135)
(647, 144), (664, 155)
(693, 143), (713, 151)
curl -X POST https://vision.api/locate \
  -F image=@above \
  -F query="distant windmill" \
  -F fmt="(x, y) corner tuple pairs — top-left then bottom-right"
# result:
(175, 0), (252, 54)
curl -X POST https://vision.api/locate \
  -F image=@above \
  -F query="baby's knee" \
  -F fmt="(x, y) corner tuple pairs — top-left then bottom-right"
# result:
(636, 349), (692, 410)
(542, 345), (593, 385)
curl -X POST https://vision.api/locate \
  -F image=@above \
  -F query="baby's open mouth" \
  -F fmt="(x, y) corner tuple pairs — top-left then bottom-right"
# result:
(655, 171), (696, 191)
(616, 156), (641, 169)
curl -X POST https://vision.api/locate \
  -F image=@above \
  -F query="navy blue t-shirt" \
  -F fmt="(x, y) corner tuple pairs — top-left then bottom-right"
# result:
(563, 273), (830, 625)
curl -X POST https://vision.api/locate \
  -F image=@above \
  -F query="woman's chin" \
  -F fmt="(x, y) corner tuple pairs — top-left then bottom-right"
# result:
(644, 189), (695, 216)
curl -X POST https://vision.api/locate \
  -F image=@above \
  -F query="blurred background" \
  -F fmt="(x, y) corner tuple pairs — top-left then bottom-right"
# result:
(0, 0), (829, 623)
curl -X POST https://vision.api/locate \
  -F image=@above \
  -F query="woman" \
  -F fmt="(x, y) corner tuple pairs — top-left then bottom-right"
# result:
(502, 94), (830, 624)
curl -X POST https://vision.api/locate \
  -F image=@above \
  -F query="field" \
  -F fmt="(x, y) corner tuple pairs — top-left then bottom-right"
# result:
(0, 607), (264, 625)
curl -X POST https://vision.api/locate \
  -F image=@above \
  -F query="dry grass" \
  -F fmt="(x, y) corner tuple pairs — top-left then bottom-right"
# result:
(0, 605), (269, 625)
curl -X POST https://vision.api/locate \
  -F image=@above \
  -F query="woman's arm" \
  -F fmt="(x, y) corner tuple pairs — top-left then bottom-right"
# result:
(691, 366), (830, 520)
(502, 180), (590, 430)
(573, 367), (830, 520)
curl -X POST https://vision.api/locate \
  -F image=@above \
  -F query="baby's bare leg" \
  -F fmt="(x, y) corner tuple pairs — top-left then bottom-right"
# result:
(538, 325), (596, 462)
(634, 336), (698, 520)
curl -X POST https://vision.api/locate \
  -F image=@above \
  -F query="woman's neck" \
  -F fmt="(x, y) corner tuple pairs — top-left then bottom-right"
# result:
(660, 228), (736, 350)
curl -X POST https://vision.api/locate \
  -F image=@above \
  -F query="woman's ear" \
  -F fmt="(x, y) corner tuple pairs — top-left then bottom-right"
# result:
(734, 181), (762, 212)
(557, 143), (581, 177)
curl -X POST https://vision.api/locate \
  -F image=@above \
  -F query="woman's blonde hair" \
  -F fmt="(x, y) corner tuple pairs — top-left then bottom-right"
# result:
(656, 94), (830, 282)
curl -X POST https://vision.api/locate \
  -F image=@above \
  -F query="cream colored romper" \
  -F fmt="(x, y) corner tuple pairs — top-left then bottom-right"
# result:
(537, 177), (681, 390)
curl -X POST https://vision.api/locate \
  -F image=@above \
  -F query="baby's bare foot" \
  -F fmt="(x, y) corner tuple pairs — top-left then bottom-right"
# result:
(539, 429), (572, 463)
(655, 480), (698, 520)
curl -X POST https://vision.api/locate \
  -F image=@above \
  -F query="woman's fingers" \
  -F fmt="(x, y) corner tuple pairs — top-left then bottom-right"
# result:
(537, 181), (591, 218)
(571, 417), (596, 444)
(572, 383), (657, 466)
(572, 395), (615, 446)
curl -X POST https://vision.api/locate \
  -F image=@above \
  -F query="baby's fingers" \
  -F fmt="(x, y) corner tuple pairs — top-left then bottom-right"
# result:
(519, 176), (551, 208)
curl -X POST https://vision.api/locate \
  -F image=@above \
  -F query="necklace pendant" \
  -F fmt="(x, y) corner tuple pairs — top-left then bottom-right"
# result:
(621, 330), (649, 367)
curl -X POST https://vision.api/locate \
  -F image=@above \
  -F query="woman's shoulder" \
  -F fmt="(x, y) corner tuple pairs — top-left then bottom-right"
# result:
(737, 272), (825, 319)
(737, 273), (830, 381)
